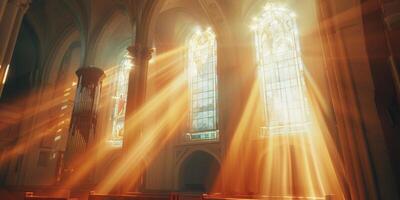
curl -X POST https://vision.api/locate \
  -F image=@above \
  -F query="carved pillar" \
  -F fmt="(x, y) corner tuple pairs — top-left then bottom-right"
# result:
(0, 0), (30, 97)
(124, 44), (153, 146)
(120, 44), (152, 192)
(63, 66), (105, 184)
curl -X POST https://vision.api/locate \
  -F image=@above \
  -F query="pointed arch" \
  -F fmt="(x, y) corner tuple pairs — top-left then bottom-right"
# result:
(187, 28), (218, 140)
(252, 3), (310, 135)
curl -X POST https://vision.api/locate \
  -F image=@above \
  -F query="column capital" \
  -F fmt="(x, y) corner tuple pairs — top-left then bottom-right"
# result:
(127, 44), (154, 61)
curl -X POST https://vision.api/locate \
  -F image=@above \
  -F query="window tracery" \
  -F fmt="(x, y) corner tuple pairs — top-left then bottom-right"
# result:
(187, 28), (218, 141)
(252, 4), (310, 135)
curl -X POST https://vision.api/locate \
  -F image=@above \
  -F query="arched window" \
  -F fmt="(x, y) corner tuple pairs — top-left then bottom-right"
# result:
(252, 4), (310, 135)
(110, 52), (133, 146)
(187, 28), (218, 141)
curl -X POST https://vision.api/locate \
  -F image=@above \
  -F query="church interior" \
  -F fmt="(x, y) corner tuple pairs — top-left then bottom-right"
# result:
(0, 0), (400, 199)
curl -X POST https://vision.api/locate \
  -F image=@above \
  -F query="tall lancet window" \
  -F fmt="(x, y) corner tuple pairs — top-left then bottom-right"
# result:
(187, 28), (218, 141)
(110, 52), (133, 146)
(252, 4), (310, 135)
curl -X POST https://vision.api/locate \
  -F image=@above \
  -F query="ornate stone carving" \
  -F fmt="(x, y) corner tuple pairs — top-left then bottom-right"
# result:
(127, 44), (154, 61)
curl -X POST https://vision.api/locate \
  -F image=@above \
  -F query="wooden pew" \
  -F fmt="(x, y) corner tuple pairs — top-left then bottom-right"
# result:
(88, 193), (171, 200)
(202, 193), (336, 200)
(89, 192), (335, 200)
(24, 191), (69, 200)
(178, 192), (203, 200)
(25, 198), (68, 200)
(89, 192), (204, 200)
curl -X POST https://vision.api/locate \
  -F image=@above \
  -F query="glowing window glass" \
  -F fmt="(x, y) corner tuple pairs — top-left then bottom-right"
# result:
(110, 52), (132, 146)
(187, 28), (218, 141)
(252, 4), (310, 135)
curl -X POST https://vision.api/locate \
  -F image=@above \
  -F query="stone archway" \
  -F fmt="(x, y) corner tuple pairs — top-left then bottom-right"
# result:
(179, 150), (220, 192)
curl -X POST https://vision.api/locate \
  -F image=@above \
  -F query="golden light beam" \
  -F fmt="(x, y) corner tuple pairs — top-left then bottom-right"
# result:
(56, 138), (114, 193)
(0, 117), (63, 162)
(1, 65), (118, 132)
(210, 71), (345, 199)
(150, 46), (185, 64)
(122, 72), (186, 137)
(95, 83), (188, 193)
(57, 47), (186, 191)
(148, 56), (183, 80)
(123, 107), (188, 191)
(213, 81), (260, 193)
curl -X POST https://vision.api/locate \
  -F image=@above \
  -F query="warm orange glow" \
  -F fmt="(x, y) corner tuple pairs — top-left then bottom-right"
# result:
(147, 46), (185, 80)
(0, 120), (59, 162)
(0, 30), (347, 199)
(95, 72), (188, 193)
(149, 46), (184, 64)
(208, 4), (346, 199)
(0, 83), (76, 131)
(56, 139), (114, 194)
(212, 80), (345, 199)
(52, 47), (189, 193)
(212, 81), (261, 194)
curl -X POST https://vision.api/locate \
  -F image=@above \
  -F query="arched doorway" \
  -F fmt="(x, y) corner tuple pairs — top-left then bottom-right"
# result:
(179, 151), (220, 192)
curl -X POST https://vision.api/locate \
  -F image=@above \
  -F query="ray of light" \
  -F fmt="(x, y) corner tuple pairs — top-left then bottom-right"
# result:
(56, 46), (187, 192)
(150, 46), (185, 64)
(56, 50), (184, 191)
(213, 81), (260, 193)
(0, 118), (60, 162)
(148, 55), (182, 80)
(211, 75), (345, 199)
(51, 46), (185, 191)
(95, 79), (188, 193)
(55, 138), (114, 194)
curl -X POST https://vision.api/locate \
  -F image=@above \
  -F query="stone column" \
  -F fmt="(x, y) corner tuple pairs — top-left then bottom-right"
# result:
(0, 0), (30, 97)
(124, 44), (153, 147)
(120, 44), (152, 193)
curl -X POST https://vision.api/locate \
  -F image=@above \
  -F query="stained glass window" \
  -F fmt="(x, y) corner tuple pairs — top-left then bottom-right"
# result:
(110, 52), (133, 146)
(187, 28), (218, 141)
(252, 4), (310, 135)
